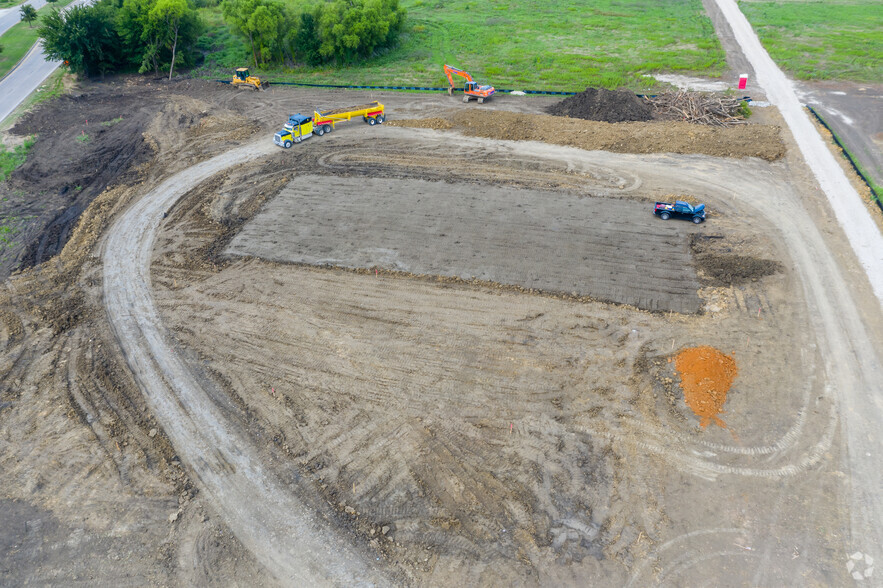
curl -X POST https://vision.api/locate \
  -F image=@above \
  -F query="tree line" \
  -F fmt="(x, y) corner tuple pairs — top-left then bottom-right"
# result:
(36, 0), (406, 79)
(39, 0), (201, 79)
(221, 0), (406, 67)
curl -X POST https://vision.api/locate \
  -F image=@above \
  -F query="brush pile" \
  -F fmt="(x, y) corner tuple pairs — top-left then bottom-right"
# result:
(644, 91), (748, 126)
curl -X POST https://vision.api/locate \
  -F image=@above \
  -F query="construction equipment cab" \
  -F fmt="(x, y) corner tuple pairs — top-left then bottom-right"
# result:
(274, 114), (313, 148)
(444, 64), (495, 103)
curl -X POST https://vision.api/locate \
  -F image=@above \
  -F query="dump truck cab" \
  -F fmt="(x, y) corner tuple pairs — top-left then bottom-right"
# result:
(274, 114), (314, 148)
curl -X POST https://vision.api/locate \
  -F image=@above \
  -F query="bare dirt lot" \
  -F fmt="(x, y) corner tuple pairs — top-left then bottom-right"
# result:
(2, 78), (882, 585)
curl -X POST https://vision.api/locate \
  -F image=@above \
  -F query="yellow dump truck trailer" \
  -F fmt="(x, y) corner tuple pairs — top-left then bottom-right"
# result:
(274, 102), (385, 148)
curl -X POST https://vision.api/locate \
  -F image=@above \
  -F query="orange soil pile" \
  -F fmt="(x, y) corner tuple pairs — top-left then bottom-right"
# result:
(674, 346), (738, 429)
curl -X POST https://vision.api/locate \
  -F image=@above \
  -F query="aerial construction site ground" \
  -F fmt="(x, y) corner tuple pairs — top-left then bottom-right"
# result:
(1, 74), (882, 585)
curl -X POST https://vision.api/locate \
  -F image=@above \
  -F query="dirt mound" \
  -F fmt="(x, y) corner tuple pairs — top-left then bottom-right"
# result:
(674, 345), (738, 429)
(547, 88), (653, 123)
(386, 117), (453, 130)
(447, 110), (785, 161)
(690, 234), (783, 286)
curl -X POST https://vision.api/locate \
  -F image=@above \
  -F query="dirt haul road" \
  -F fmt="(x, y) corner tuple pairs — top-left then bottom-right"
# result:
(2, 80), (882, 584)
(103, 140), (387, 585)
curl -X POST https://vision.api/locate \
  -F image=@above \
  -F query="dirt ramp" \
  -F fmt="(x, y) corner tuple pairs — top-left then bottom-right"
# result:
(547, 87), (653, 123)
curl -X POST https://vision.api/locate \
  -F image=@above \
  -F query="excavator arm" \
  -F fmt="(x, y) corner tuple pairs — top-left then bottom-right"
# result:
(444, 64), (474, 95)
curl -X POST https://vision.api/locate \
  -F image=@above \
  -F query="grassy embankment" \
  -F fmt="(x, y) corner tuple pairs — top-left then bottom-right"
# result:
(741, 0), (882, 83)
(0, 0), (78, 79)
(194, 0), (726, 91)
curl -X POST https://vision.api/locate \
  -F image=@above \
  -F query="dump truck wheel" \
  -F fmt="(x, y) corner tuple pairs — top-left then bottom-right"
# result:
(660, 212), (670, 220)
(377, 115), (385, 123)
(368, 117), (377, 126)
(316, 126), (325, 136)
(325, 125), (332, 133)
(284, 140), (292, 149)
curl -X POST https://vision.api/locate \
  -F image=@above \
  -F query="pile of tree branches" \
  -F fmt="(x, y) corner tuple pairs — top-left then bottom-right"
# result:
(644, 91), (750, 126)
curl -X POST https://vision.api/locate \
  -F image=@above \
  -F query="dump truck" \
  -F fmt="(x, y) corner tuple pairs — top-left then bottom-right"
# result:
(274, 102), (385, 148)
(654, 200), (706, 224)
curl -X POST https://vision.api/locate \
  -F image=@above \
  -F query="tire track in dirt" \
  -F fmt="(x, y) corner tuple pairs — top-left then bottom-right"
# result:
(102, 140), (386, 585)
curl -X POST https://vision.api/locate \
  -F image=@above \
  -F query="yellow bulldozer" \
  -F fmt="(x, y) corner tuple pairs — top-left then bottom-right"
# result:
(231, 68), (269, 90)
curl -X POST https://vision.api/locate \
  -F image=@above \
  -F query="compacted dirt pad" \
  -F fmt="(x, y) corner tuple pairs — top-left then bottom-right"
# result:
(226, 175), (703, 313)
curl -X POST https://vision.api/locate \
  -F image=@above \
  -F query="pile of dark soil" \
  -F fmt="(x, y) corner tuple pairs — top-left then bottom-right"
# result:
(547, 88), (653, 123)
(690, 234), (783, 286)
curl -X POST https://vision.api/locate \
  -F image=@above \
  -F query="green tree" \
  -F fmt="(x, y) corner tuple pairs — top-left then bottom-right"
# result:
(292, 11), (320, 66)
(118, 0), (200, 76)
(117, 0), (160, 74)
(149, 0), (198, 79)
(39, 4), (121, 77)
(221, 0), (288, 67)
(308, 0), (405, 64)
(20, 4), (38, 28)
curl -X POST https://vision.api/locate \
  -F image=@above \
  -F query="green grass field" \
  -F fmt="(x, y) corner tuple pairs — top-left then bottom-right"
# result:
(741, 0), (882, 83)
(0, 0), (78, 79)
(195, 0), (727, 91)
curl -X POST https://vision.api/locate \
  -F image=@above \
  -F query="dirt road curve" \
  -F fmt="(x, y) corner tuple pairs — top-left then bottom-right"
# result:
(716, 0), (883, 568)
(102, 140), (387, 585)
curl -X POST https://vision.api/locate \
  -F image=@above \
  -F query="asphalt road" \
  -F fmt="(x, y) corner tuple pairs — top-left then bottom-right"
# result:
(0, 0), (92, 124)
(0, 0), (49, 37)
(0, 42), (60, 123)
(797, 82), (883, 191)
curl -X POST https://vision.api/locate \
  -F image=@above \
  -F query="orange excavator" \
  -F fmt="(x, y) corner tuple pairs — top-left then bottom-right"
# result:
(443, 64), (495, 103)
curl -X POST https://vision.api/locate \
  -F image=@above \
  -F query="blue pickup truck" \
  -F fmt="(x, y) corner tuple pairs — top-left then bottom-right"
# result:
(654, 200), (706, 224)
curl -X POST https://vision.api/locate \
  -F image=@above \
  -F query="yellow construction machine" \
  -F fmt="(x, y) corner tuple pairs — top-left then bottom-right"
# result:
(231, 68), (269, 90)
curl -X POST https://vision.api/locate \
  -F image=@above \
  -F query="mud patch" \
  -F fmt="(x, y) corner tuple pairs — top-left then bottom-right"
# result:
(547, 88), (653, 123)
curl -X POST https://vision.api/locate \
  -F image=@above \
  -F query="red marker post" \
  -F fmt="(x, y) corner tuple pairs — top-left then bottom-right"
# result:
(738, 74), (748, 90)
